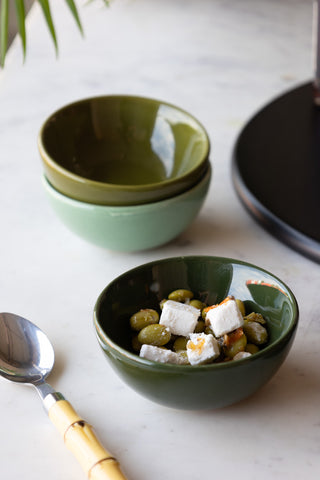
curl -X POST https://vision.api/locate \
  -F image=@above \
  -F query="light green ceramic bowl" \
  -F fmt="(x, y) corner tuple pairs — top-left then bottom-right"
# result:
(38, 95), (210, 206)
(94, 256), (299, 410)
(43, 164), (211, 252)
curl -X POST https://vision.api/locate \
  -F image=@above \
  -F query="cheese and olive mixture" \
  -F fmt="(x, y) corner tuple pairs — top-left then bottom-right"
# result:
(129, 289), (268, 365)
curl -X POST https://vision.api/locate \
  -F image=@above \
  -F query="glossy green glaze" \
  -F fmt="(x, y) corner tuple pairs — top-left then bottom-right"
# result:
(94, 256), (298, 410)
(38, 95), (210, 205)
(42, 165), (211, 252)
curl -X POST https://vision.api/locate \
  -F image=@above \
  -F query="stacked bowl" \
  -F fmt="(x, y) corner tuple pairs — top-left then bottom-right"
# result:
(38, 95), (211, 251)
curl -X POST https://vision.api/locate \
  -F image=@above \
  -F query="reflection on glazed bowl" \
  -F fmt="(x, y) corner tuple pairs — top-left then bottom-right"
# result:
(94, 256), (299, 410)
(38, 95), (210, 206)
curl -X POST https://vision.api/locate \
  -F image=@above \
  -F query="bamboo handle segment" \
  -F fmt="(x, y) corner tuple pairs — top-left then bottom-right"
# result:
(48, 399), (127, 480)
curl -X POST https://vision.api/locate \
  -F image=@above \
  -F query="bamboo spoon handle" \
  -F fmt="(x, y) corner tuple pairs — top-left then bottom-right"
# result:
(48, 399), (127, 480)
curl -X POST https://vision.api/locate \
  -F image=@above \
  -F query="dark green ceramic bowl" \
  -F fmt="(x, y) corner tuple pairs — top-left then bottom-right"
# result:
(94, 256), (298, 410)
(38, 95), (210, 206)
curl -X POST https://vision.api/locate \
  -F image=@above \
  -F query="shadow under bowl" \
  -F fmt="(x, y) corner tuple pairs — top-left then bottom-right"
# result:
(42, 164), (211, 252)
(38, 95), (210, 206)
(94, 256), (299, 410)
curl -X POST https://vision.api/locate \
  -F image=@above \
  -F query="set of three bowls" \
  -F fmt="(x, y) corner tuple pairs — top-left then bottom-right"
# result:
(38, 95), (211, 251)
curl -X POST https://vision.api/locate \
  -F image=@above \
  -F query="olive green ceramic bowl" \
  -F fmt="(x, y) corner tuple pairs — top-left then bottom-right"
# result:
(38, 95), (210, 206)
(94, 256), (298, 410)
(42, 164), (211, 252)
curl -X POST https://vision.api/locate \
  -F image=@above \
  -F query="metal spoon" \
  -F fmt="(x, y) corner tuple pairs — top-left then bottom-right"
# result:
(0, 312), (127, 480)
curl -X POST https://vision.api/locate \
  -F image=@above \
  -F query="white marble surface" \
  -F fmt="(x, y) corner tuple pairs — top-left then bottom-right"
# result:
(0, 0), (319, 478)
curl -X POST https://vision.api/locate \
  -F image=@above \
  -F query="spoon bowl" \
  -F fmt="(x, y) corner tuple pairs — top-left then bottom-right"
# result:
(0, 313), (54, 386)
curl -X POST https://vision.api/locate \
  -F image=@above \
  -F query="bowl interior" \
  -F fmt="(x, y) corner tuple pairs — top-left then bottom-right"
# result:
(95, 256), (298, 362)
(40, 96), (209, 187)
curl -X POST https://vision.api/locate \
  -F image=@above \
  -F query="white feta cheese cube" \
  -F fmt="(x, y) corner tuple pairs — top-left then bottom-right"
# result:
(233, 351), (252, 361)
(187, 333), (220, 366)
(159, 300), (200, 336)
(139, 344), (183, 364)
(206, 297), (244, 337)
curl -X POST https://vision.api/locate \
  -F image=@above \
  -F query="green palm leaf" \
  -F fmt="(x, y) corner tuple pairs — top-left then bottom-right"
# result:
(64, 0), (83, 35)
(0, 0), (109, 67)
(38, 0), (58, 55)
(14, 0), (27, 62)
(0, 0), (9, 67)
(86, 0), (109, 5)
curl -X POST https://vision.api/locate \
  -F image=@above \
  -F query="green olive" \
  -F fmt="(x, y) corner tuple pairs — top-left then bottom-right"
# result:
(236, 299), (246, 316)
(159, 299), (167, 310)
(189, 299), (207, 310)
(246, 343), (260, 355)
(173, 336), (188, 352)
(138, 324), (171, 346)
(244, 312), (266, 324)
(194, 320), (205, 333)
(130, 309), (159, 332)
(130, 295), (268, 364)
(204, 326), (214, 336)
(177, 351), (190, 364)
(243, 321), (268, 345)
(132, 335), (142, 352)
(168, 289), (194, 302)
(202, 307), (211, 320)
(224, 334), (247, 359)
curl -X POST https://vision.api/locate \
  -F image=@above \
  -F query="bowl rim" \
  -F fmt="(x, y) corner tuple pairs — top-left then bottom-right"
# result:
(42, 162), (212, 211)
(93, 255), (299, 372)
(38, 94), (211, 193)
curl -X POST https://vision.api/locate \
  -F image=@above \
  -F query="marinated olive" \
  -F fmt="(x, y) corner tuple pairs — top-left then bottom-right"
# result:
(246, 343), (260, 354)
(130, 309), (159, 331)
(168, 289), (194, 302)
(223, 332), (247, 359)
(236, 299), (246, 316)
(243, 321), (268, 345)
(202, 309), (207, 320)
(159, 299), (167, 310)
(138, 324), (171, 346)
(194, 320), (205, 333)
(173, 336), (188, 352)
(129, 289), (269, 366)
(177, 351), (190, 364)
(132, 335), (142, 352)
(244, 312), (266, 324)
(189, 299), (207, 310)
(204, 325), (214, 336)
